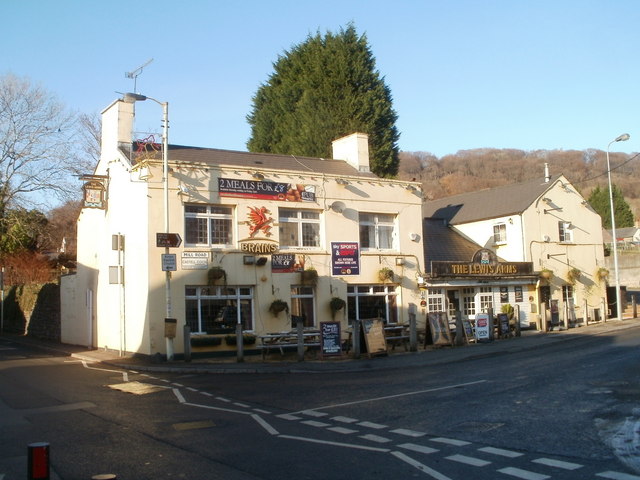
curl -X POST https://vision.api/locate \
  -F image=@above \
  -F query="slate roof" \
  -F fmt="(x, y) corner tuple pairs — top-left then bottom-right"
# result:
(423, 218), (483, 266)
(611, 226), (639, 240)
(130, 143), (379, 179)
(423, 174), (563, 224)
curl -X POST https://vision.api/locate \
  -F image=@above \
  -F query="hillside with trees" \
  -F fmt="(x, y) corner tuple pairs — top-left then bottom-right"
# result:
(398, 148), (640, 222)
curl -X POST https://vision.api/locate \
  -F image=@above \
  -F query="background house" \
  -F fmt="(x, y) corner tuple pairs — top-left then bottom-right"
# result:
(422, 168), (608, 329)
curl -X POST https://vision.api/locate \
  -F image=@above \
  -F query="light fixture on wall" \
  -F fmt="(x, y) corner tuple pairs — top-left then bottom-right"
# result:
(243, 255), (256, 265)
(409, 233), (420, 242)
(256, 257), (268, 266)
(542, 197), (553, 204)
(328, 201), (345, 214)
(336, 178), (349, 186)
(395, 257), (405, 266)
(252, 171), (265, 181)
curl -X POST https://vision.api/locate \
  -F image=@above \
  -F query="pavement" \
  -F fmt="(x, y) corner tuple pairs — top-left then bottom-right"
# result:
(4, 318), (639, 374)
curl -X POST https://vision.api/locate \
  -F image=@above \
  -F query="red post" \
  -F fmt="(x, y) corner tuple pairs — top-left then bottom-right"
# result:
(28, 442), (50, 480)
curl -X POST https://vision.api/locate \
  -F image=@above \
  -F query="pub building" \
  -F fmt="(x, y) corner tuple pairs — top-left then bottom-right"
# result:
(61, 98), (425, 357)
(421, 169), (608, 330)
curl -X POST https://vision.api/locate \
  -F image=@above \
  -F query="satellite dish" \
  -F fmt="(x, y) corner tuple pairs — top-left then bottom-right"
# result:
(543, 235), (551, 243)
(329, 201), (346, 214)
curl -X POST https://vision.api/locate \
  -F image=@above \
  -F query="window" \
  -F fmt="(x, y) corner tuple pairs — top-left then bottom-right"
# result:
(427, 288), (445, 313)
(185, 205), (233, 247)
(185, 286), (253, 334)
(279, 208), (320, 248)
(562, 285), (574, 303)
(359, 213), (396, 250)
(559, 221), (573, 243)
(479, 287), (494, 313)
(347, 285), (398, 324)
(493, 223), (507, 244)
(463, 287), (476, 316)
(291, 286), (315, 328)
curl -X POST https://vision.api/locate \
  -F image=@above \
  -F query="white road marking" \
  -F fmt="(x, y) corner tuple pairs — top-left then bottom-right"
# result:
(478, 446), (523, 458)
(186, 387), (198, 392)
(333, 416), (358, 423)
(233, 402), (250, 408)
(596, 472), (640, 480)
(498, 467), (550, 480)
(251, 414), (279, 435)
(445, 454), (491, 467)
(398, 443), (439, 454)
(292, 380), (487, 413)
(172, 383), (184, 387)
(279, 434), (390, 452)
(82, 361), (128, 381)
(215, 396), (231, 402)
(201, 392), (213, 397)
(391, 451), (453, 480)
(301, 420), (331, 428)
(430, 437), (470, 446)
(532, 457), (583, 470)
(391, 428), (427, 438)
(328, 426), (359, 434)
(277, 413), (302, 420)
(173, 388), (185, 403)
(359, 433), (392, 443)
(252, 408), (271, 414)
(357, 421), (387, 429)
(301, 410), (328, 417)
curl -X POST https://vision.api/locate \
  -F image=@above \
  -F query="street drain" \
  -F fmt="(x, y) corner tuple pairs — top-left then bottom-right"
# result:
(173, 420), (216, 431)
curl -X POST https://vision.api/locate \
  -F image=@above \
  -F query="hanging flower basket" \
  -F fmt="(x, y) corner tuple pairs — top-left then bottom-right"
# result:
(539, 268), (554, 280)
(269, 299), (289, 316)
(596, 267), (609, 282)
(566, 267), (581, 285)
(329, 297), (346, 318)
(378, 267), (394, 283)
(208, 266), (226, 285)
(301, 268), (318, 284)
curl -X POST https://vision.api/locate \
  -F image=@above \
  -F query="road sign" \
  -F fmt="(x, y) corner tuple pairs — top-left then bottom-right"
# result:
(162, 254), (177, 271)
(156, 233), (182, 248)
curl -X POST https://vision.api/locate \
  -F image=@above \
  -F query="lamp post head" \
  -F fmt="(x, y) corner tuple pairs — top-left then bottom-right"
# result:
(615, 133), (630, 143)
(122, 92), (148, 103)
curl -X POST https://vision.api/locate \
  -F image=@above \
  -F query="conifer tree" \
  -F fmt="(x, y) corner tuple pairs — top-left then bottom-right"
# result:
(247, 24), (400, 178)
(588, 184), (635, 229)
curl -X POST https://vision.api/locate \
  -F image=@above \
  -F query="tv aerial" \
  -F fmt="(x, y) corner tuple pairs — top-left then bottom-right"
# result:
(125, 58), (154, 93)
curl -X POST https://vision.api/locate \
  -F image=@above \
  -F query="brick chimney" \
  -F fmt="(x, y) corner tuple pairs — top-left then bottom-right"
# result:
(332, 133), (370, 173)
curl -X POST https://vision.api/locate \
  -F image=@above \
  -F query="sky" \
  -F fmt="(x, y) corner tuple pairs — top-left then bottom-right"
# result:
(2, 0), (639, 159)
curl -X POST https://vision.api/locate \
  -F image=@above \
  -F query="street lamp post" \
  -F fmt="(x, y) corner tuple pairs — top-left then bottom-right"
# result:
(124, 93), (174, 359)
(606, 133), (630, 321)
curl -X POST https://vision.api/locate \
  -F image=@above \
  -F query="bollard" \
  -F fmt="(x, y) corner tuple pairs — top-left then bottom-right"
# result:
(236, 323), (244, 363)
(633, 296), (637, 319)
(296, 317), (304, 362)
(28, 442), (49, 480)
(183, 325), (191, 363)
(454, 311), (465, 346)
(352, 319), (361, 359)
(487, 307), (494, 341)
(409, 312), (417, 352)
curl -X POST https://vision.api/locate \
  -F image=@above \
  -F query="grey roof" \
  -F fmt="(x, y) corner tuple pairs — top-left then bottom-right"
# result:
(423, 218), (483, 266)
(164, 144), (379, 179)
(423, 174), (563, 224)
(611, 227), (639, 239)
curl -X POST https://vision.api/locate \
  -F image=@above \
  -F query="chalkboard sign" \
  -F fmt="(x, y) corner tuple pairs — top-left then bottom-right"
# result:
(320, 322), (342, 357)
(497, 313), (510, 337)
(361, 318), (387, 357)
(427, 312), (452, 346)
(462, 319), (475, 343)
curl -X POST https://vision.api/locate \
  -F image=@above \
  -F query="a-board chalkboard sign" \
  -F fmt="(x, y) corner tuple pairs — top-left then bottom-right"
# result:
(475, 313), (491, 341)
(462, 319), (475, 343)
(320, 321), (342, 357)
(361, 318), (387, 357)
(427, 312), (452, 346)
(497, 313), (510, 337)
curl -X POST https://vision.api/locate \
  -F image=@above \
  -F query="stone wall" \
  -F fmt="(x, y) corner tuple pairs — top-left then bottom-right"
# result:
(2, 283), (60, 341)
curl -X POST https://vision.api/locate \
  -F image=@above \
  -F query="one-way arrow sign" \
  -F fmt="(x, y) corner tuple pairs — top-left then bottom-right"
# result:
(156, 233), (182, 248)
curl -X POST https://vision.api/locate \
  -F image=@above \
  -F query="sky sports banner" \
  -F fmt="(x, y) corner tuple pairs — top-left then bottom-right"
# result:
(219, 178), (316, 202)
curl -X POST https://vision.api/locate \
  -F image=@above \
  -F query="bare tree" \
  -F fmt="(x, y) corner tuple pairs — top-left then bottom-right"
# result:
(76, 111), (101, 171)
(0, 74), (78, 219)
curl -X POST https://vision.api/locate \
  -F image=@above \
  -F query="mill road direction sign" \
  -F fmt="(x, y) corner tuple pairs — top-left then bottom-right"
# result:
(156, 233), (182, 248)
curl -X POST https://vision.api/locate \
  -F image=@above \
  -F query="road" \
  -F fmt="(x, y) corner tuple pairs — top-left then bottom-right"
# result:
(1, 325), (639, 480)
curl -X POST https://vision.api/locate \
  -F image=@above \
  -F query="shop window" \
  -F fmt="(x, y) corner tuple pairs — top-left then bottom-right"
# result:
(291, 285), (315, 328)
(463, 287), (476, 316)
(359, 213), (397, 250)
(562, 285), (574, 303)
(279, 208), (320, 248)
(558, 221), (573, 243)
(347, 285), (398, 324)
(185, 286), (253, 334)
(479, 287), (494, 313)
(185, 204), (233, 247)
(427, 288), (445, 313)
(493, 223), (507, 244)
